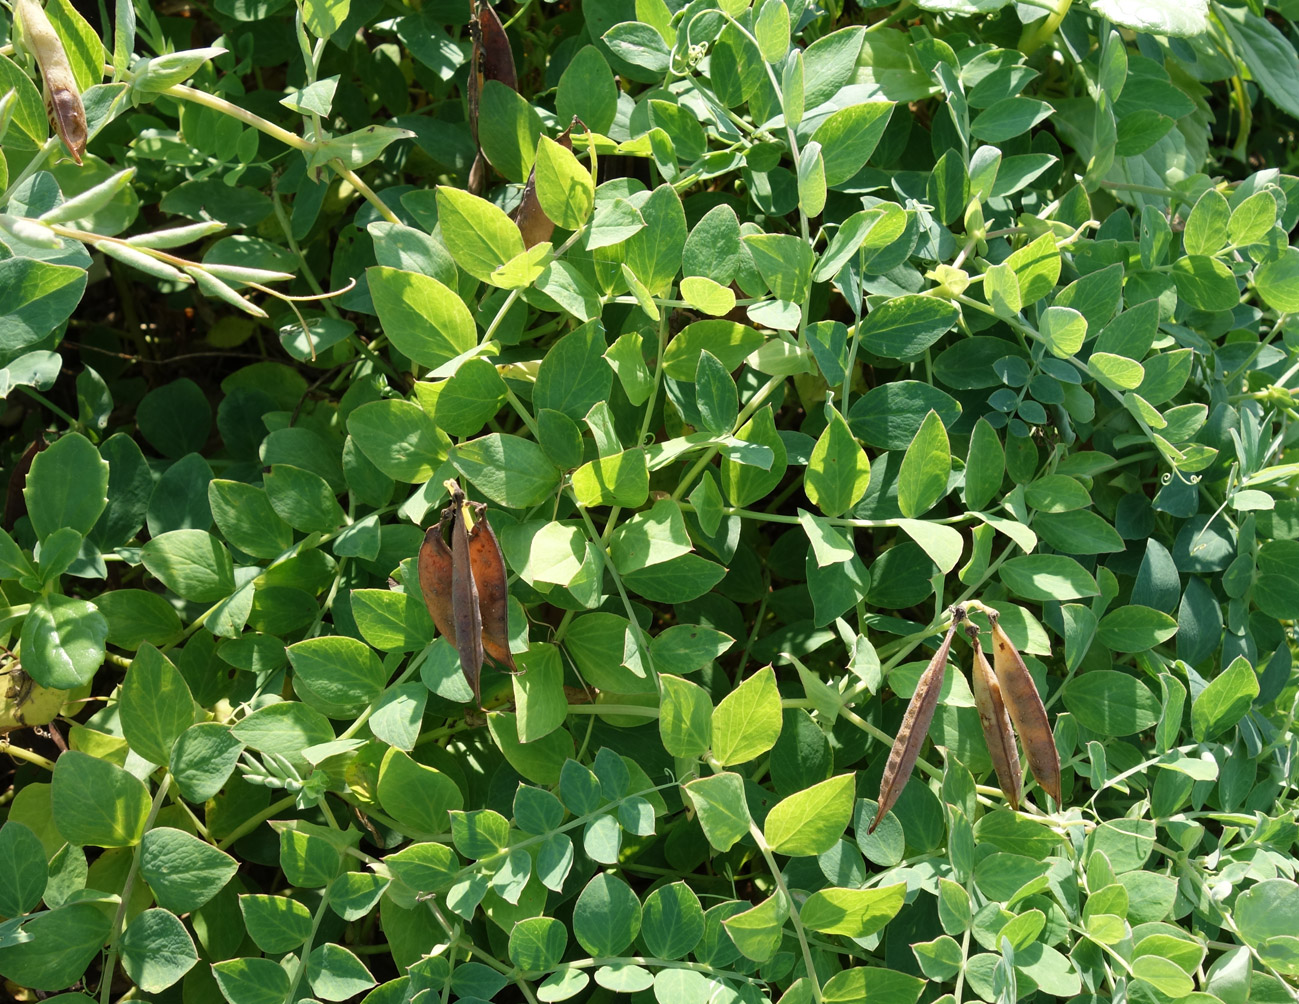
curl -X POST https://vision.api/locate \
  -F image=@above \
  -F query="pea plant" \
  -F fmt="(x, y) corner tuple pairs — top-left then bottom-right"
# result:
(0, 0), (1297, 1003)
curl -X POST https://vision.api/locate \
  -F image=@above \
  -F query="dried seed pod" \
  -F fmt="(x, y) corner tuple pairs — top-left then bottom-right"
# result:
(513, 120), (576, 249)
(466, 0), (517, 193)
(16, 0), (87, 164)
(869, 607), (965, 834)
(466, 507), (518, 674)
(447, 480), (486, 706)
(990, 613), (1062, 805)
(418, 521), (457, 646)
(967, 623), (1022, 810)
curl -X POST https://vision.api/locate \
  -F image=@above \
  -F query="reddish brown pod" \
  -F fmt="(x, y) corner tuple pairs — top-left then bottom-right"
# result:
(417, 480), (520, 708)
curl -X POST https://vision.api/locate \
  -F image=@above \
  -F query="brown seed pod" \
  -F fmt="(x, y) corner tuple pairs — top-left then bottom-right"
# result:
(967, 623), (1022, 810)
(990, 613), (1062, 805)
(466, 0), (517, 193)
(16, 0), (86, 165)
(869, 607), (965, 834)
(467, 510), (518, 674)
(513, 120), (577, 249)
(418, 521), (457, 647)
(447, 480), (486, 707)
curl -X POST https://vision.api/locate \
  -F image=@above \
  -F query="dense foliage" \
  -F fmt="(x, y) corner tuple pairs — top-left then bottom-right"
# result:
(1, 0), (1298, 1002)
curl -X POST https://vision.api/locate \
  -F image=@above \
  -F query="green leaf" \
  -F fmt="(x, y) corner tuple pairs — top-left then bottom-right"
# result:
(435, 187), (526, 283)
(572, 448), (649, 507)
(170, 723), (243, 803)
(721, 407), (788, 507)
(1034, 509), (1124, 554)
(623, 184), (686, 294)
(23, 433), (108, 542)
(488, 712), (573, 787)
(764, 774), (855, 856)
(805, 410), (871, 517)
(556, 45), (618, 133)
(1039, 306), (1086, 359)
(209, 480), (294, 558)
(1229, 190), (1278, 246)
(240, 894), (314, 954)
(1191, 656), (1259, 741)
(0, 257), (86, 356)
(212, 957), (292, 1004)
(119, 908), (199, 993)
(964, 418), (1005, 512)
(348, 399), (450, 484)
(1171, 255), (1239, 312)
(1256, 247), (1299, 313)
(723, 893), (789, 962)
(0, 903), (111, 992)
(695, 350), (739, 435)
(535, 136), (595, 230)
(681, 772), (751, 851)
(510, 916), (569, 971)
(0, 821), (48, 917)
(535, 321), (613, 421)
(641, 882), (705, 960)
(859, 295), (959, 360)
(659, 674), (713, 758)
(1219, 7), (1299, 120)
(1133, 956), (1194, 997)
(801, 883), (906, 937)
(898, 410), (951, 518)
(970, 97), (1053, 142)
(264, 464), (346, 532)
(367, 266), (478, 370)
(141, 530), (235, 603)
(712, 665), (782, 766)
(52, 750), (150, 847)
(1184, 189), (1230, 256)
(120, 644), (195, 765)
(601, 21), (671, 73)
(288, 636), (387, 719)
(478, 80), (543, 183)
(999, 554), (1098, 600)
(812, 102), (894, 187)
(1062, 671), (1161, 736)
(454, 434), (560, 509)
(662, 320), (765, 381)
(573, 873), (641, 956)
(20, 594), (108, 690)
(755, 0), (790, 61)
(1096, 605), (1177, 651)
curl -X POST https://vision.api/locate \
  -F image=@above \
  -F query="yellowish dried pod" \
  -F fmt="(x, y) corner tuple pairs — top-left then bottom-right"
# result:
(990, 613), (1062, 805)
(15, 0), (87, 164)
(869, 607), (964, 834)
(967, 623), (1022, 810)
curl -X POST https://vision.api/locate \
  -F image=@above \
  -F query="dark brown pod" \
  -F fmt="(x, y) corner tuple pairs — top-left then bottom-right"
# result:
(447, 481), (486, 707)
(467, 510), (518, 673)
(869, 607), (964, 834)
(467, 0), (517, 192)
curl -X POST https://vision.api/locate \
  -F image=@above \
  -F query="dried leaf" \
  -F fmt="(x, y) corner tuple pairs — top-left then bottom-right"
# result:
(991, 614), (1062, 804)
(447, 479), (485, 706)
(968, 624), (1022, 810)
(870, 608), (964, 833)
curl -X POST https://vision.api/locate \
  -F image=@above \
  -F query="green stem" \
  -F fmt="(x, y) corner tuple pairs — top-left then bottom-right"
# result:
(100, 775), (171, 1004)
(1018, 0), (1073, 55)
